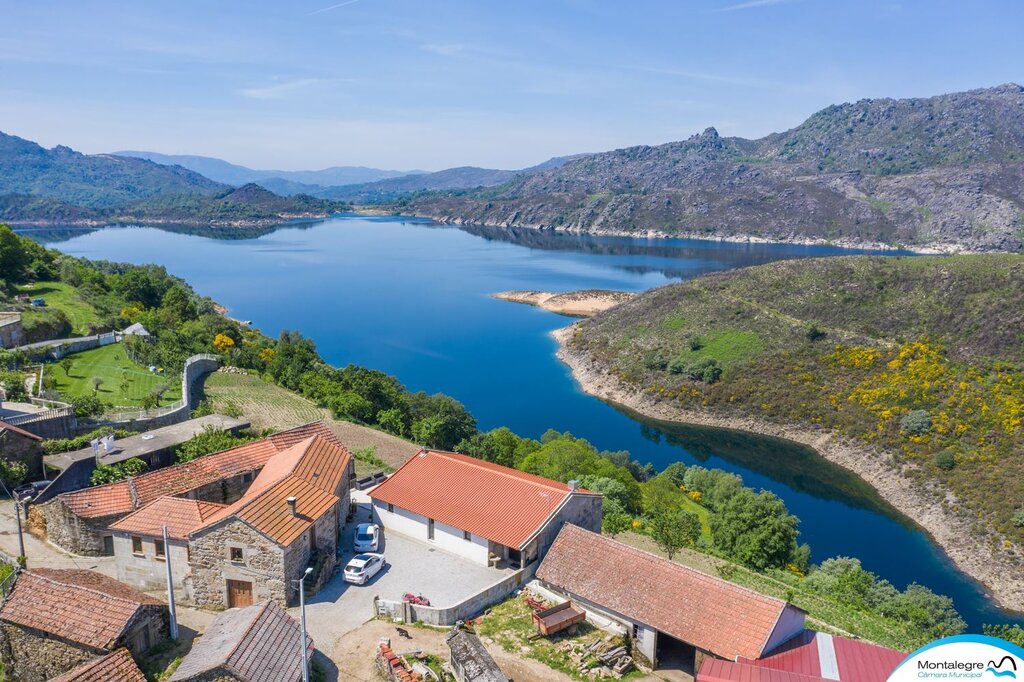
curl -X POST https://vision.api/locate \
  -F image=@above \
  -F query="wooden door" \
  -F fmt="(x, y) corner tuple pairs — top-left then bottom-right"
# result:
(227, 579), (253, 608)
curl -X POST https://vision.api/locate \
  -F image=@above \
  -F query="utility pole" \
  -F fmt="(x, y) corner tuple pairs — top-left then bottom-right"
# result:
(163, 526), (178, 640)
(295, 566), (313, 682)
(0, 480), (26, 564)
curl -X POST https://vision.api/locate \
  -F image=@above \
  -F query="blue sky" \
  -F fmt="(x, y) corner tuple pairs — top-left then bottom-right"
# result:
(2, 0), (1022, 171)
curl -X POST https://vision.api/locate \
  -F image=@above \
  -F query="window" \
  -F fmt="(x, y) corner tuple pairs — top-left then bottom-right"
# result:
(230, 547), (244, 563)
(154, 539), (165, 560)
(632, 624), (642, 641)
(387, 503), (394, 513)
(427, 518), (435, 540)
(131, 536), (143, 555)
(463, 530), (472, 541)
(242, 472), (253, 483)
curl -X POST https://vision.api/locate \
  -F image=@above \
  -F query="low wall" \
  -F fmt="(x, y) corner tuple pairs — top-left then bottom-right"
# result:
(4, 407), (76, 440)
(89, 354), (219, 431)
(376, 567), (529, 626)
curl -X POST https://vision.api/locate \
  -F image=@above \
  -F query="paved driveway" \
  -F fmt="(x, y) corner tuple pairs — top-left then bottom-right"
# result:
(296, 498), (513, 657)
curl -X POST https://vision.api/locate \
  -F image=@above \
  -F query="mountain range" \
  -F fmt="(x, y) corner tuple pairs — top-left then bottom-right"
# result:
(113, 150), (420, 190)
(400, 84), (1024, 253)
(0, 132), (349, 226)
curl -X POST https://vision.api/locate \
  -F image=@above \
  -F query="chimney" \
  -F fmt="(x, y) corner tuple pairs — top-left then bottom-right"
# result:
(567, 480), (579, 493)
(287, 496), (298, 517)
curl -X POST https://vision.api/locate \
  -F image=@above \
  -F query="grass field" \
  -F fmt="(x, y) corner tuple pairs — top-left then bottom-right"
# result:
(199, 371), (420, 468)
(17, 281), (102, 336)
(52, 343), (181, 407)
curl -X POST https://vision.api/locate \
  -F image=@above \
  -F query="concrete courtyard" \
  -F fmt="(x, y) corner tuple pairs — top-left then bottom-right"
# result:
(297, 491), (515, 659)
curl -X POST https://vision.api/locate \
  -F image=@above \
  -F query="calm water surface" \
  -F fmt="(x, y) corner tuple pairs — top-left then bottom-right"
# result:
(22, 216), (1020, 629)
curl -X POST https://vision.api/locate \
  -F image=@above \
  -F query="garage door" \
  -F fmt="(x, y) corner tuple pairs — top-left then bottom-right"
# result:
(227, 579), (253, 608)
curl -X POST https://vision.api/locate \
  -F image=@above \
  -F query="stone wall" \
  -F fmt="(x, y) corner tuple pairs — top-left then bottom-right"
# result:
(172, 670), (242, 682)
(3, 407), (76, 440)
(184, 471), (256, 506)
(0, 431), (43, 479)
(281, 506), (339, 604)
(535, 494), (603, 560)
(377, 568), (527, 627)
(189, 519), (286, 608)
(0, 622), (100, 682)
(114, 532), (191, 591)
(29, 498), (119, 556)
(123, 605), (169, 656)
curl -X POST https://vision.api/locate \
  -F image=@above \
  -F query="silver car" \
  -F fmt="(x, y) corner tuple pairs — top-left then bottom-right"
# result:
(353, 523), (380, 552)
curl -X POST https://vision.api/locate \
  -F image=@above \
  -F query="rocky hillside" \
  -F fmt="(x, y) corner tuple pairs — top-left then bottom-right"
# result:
(320, 155), (586, 203)
(403, 85), (1024, 252)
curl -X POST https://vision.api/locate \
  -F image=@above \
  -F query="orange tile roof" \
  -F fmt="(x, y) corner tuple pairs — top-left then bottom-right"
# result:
(369, 449), (595, 549)
(57, 422), (340, 520)
(0, 569), (163, 650)
(50, 648), (146, 682)
(109, 496), (227, 541)
(193, 434), (351, 546)
(536, 525), (800, 661)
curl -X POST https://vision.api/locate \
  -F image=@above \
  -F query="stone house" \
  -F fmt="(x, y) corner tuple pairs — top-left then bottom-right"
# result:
(535, 524), (807, 673)
(0, 419), (44, 480)
(0, 568), (167, 682)
(169, 600), (312, 682)
(0, 312), (23, 349)
(49, 648), (146, 682)
(109, 495), (227, 591)
(370, 450), (603, 570)
(32, 421), (340, 555)
(188, 434), (353, 608)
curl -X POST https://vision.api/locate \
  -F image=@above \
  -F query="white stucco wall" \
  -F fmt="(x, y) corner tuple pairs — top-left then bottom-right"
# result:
(762, 604), (807, 654)
(113, 532), (190, 590)
(372, 500), (490, 565)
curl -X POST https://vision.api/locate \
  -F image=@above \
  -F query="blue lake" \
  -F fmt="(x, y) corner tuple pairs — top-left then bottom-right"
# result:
(21, 215), (1021, 630)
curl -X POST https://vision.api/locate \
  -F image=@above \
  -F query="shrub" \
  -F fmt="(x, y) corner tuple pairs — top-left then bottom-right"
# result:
(687, 335), (704, 351)
(934, 450), (956, 471)
(0, 370), (27, 401)
(43, 428), (134, 455)
(90, 457), (147, 486)
(175, 426), (254, 464)
(0, 458), (28, 488)
(900, 409), (932, 435)
(643, 350), (668, 371)
(806, 323), (827, 342)
(69, 394), (106, 418)
(1012, 508), (1024, 528)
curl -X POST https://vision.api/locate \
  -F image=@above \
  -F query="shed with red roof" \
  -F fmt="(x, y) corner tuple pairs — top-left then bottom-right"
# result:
(369, 449), (602, 569)
(535, 524), (807, 674)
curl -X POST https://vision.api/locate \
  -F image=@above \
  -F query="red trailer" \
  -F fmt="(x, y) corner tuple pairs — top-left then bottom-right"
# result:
(532, 601), (586, 636)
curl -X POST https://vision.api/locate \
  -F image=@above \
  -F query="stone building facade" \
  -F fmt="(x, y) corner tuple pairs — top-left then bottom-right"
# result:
(0, 569), (168, 682)
(0, 313), (23, 349)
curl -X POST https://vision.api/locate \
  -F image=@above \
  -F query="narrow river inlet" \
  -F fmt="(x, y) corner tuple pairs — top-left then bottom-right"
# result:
(21, 215), (1021, 630)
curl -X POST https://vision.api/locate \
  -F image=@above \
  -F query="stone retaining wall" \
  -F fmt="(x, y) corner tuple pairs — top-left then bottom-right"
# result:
(377, 567), (529, 627)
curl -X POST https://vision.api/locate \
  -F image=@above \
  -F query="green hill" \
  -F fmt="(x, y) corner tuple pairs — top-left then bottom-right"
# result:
(569, 254), (1024, 546)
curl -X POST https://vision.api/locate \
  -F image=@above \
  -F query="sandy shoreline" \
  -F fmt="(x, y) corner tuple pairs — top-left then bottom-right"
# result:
(552, 325), (1024, 615)
(492, 290), (635, 317)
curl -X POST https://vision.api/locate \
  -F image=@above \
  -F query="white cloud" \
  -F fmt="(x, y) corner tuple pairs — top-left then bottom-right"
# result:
(305, 0), (361, 16)
(238, 78), (344, 100)
(716, 0), (795, 11)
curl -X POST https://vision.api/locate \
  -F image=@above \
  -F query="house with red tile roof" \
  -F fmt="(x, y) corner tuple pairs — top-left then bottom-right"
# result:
(49, 648), (147, 682)
(0, 569), (167, 681)
(109, 495), (226, 591)
(699, 629), (906, 682)
(535, 524), (807, 675)
(169, 600), (312, 682)
(33, 421), (340, 555)
(187, 434), (353, 608)
(369, 449), (602, 569)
